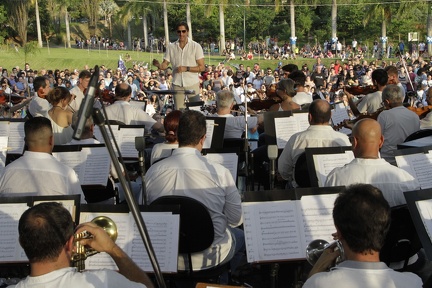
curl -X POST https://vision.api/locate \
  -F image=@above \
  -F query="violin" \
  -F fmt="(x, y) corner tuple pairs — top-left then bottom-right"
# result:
(333, 106), (386, 131)
(344, 85), (378, 96)
(96, 89), (115, 104)
(0, 90), (26, 105)
(407, 105), (432, 119)
(248, 98), (281, 111)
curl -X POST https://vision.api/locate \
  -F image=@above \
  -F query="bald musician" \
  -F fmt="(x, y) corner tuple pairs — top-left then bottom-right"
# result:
(0, 117), (84, 202)
(325, 118), (419, 207)
(104, 83), (164, 133)
(278, 99), (350, 187)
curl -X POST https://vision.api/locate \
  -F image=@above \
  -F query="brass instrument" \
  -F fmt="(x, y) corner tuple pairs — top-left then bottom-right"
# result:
(71, 216), (118, 272)
(305, 239), (345, 266)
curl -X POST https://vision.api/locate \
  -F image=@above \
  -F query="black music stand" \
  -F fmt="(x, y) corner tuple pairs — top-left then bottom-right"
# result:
(304, 146), (353, 187)
(404, 189), (432, 261)
(202, 117), (226, 150)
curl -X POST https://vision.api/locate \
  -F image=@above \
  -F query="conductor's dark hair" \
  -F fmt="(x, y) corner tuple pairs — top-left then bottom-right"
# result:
(33, 76), (48, 92)
(371, 69), (388, 86)
(333, 184), (391, 253)
(176, 21), (189, 32)
(178, 110), (206, 147)
(18, 202), (74, 263)
(288, 70), (306, 86)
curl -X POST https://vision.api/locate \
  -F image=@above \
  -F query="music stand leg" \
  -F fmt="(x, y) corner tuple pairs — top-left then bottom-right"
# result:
(92, 108), (166, 288)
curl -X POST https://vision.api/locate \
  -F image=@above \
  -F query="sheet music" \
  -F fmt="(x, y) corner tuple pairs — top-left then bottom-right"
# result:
(81, 147), (111, 186)
(416, 199), (432, 243)
(128, 213), (180, 273)
(0, 203), (28, 262)
(80, 212), (179, 273)
(396, 153), (432, 189)
(8, 122), (25, 154)
(294, 113), (310, 132)
(0, 136), (8, 176)
(298, 194), (338, 249)
(274, 117), (299, 149)
(242, 201), (303, 263)
(313, 151), (354, 187)
(331, 107), (349, 128)
(52, 151), (84, 181)
(129, 100), (146, 111)
(203, 153), (238, 182)
(33, 200), (76, 220)
(0, 122), (9, 137)
(119, 127), (145, 158)
(203, 119), (215, 149)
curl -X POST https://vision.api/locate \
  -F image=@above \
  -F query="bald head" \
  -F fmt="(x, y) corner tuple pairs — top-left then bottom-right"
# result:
(115, 82), (132, 99)
(352, 118), (383, 158)
(309, 99), (331, 125)
(24, 117), (54, 152)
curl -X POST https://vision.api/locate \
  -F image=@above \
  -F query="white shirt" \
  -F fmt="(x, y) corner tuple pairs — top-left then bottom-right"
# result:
(104, 100), (156, 128)
(325, 158), (420, 207)
(28, 93), (51, 117)
(357, 91), (382, 114)
(145, 147), (242, 271)
(303, 261), (422, 288)
(150, 142), (178, 165)
(215, 114), (259, 139)
(278, 125), (351, 182)
(420, 110), (432, 129)
(0, 151), (84, 202)
(377, 106), (419, 161)
(292, 91), (313, 106)
(164, 38), (204, 87)
(9, 267), (146, 288)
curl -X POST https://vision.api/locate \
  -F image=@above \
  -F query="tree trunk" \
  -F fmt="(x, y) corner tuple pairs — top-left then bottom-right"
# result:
(290, 0), (296, 51)
(35, 0), (43, 48)
(143, 14), (149, 50)
(65, 10), (71, 48)
(331, 0), (337, 39)
(164, 0), (169, 46)
(382, 20), (387, 58)
(128, 22), (132, 50)
(219, 5), (225, 55)
(428, 5), (432, 54)
(187, 2), (192, 40)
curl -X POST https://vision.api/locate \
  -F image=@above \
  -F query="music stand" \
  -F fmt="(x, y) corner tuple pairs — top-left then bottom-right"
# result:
(404, 188), (432, 260)
(203, 117), (226, 150)
(304, 146), (353, 187)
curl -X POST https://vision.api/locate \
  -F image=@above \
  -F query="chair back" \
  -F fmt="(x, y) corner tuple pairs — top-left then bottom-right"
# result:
(404, 129), (432, 142)
(380, 205), (422, 267)
(294, 152), (311, 188)
(150, 196), (214, 254)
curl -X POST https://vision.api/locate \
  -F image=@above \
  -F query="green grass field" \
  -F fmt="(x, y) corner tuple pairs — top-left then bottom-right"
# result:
(0, 45), (396, 73)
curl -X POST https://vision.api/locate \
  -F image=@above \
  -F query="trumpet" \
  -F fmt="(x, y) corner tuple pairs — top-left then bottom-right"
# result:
(71, 216), (118, 272)
(305, 239), (345, 266)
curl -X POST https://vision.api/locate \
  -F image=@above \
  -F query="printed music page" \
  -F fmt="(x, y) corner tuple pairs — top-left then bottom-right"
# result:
(415, 199), (432, 242)
(94, 125), (121, 156)
(396, 152), (432, 189)
(80, 212), (132, 270)
(294, 113), (310, 132)
(0, 136), (7, 176)
(0, 203), (28, 262)
(297, 194), (338, 250)
(203, 153), (238, 182)
(7, 121), (25, 154)
(128, 212), (180, 273)
(203, 119), (215, 149)
(242, 200), (303, 263)
(81, 147), (111, 186)
(274, 117), (299, 149)
(119, 127), (145, 158)
(313, 151), (354, 187)
(33, 200), (76, 221)
(52, 151), (85, 183)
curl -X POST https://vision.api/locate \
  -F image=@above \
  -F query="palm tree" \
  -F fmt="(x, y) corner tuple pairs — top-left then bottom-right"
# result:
(30, 0), (43, 48)
(5, 0), (30, 46)
(99, 0), (119, 39)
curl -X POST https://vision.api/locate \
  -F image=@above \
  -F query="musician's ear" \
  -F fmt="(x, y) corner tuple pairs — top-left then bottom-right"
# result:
(378, 135), (384, 148)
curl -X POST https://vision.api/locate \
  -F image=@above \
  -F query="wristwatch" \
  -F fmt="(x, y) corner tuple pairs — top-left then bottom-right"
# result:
(186, 66), (190, 72)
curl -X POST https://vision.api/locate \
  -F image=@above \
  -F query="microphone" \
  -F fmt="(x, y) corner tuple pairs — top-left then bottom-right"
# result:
(268, 145), (278, 190)
(135, 136), (147, 205)
(73, 65), (100, 140)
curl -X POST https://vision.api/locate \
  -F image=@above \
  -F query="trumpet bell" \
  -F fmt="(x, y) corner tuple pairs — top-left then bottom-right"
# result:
(306, 239), (329, 265)
(91, 216), (118, 242)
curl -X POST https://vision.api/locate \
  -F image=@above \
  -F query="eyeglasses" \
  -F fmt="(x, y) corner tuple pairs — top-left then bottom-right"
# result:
(177, 30), (187, 34)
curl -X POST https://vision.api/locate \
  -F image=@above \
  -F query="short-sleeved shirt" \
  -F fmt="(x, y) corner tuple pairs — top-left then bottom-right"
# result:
(164, 38), (204, 87)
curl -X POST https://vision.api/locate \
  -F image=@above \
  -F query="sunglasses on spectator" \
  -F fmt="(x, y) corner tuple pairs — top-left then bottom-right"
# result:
(177, 30), (187, 34)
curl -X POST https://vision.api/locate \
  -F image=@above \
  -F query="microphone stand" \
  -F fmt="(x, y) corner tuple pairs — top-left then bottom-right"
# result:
(92, 108), (166, 288)
(243, 99), (253, 192)
(135, 136), (147, 205)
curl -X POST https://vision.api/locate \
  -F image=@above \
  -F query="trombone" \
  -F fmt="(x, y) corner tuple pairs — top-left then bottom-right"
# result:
(71, 216), (118, 272)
